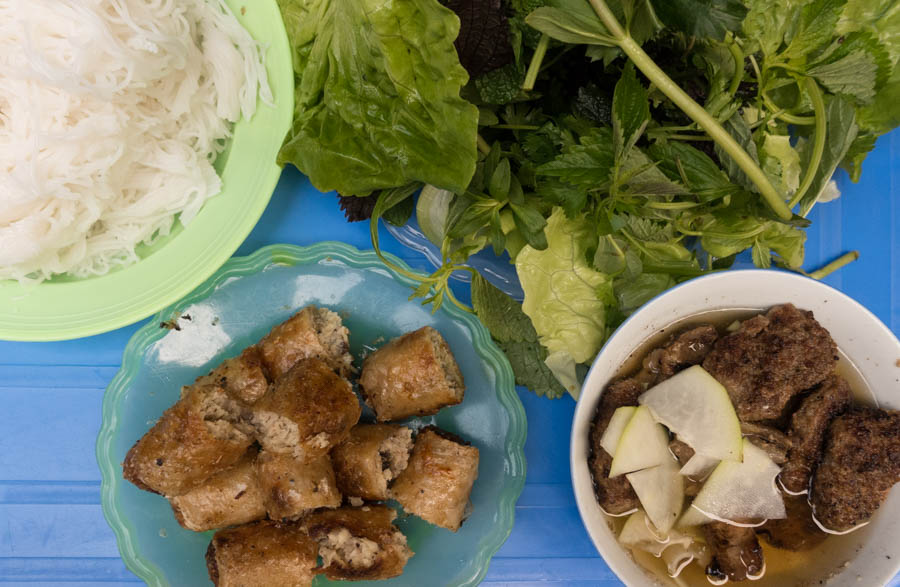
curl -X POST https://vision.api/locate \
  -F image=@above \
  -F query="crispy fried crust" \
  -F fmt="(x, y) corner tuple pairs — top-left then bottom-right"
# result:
(256, 451), (341, 520)
(192, 346), (269, 405)
(331, 424), (413, 501)
(390, 427), (479, 531)
(702, 304), (837, 422)
(359, 326), (464, 421)
(122, 385), (252, 496)
(302, 505), (413, 581)
(258, 306), (352, 380)
(811, 407), (900, 531)
(251, 358), (360, 460)
(206, 520), (318, 587)
(169, 448), (266, 532)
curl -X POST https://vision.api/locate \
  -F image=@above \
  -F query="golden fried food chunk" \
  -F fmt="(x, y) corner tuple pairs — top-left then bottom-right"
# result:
(169, 448), (266, 532)
(331, 424), (413, 501)
(256, 451), (341, 520)
(192, 346), (269, 405)
(123, 384), (253, 496)
(302, 505), (413, 580)
(390, 427), (479, 531)
(360, 326), (464, 421)
(258, 306), (352, 380)
(250, 358), (360, 461)
(206, 520), (318, 587)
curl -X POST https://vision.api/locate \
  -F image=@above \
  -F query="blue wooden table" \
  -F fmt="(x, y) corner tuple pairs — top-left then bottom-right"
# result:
(0, 131), (897, 586)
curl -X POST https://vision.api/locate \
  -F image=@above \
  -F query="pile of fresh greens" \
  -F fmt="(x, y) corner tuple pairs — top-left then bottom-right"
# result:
(277, 0), (899, 399)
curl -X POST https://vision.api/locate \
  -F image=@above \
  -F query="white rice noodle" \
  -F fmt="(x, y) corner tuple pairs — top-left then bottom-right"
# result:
(0, 0), (272, 283)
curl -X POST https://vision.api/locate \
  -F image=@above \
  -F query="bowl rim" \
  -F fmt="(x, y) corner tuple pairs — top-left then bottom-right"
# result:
(96, 241), (528, 587)
(569, 268), (900, 587)
(0, 0), (293, 342)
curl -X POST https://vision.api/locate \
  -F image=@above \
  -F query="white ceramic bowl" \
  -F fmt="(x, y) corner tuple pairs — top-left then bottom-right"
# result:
(570, 270), (900, 587)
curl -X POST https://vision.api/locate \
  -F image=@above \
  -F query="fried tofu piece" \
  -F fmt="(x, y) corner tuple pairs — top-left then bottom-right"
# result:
(256, 451), (341, 520)
(811, 407), (900, 532)
(359, 326), (464, 421)
(390, 427), (479, 532)
(703, 522), (764, 582)
(192, 346), (269, 405)
(302, 505), (413, 581)
(206, 520), (318, 587)
(123, 384), (253, 496)
(780, 375), (852, 494)
(702, 304), (837, 422)
(250, 358), (360, 461)
(331, 424), (413, 501)
(169, 448), (266, 532)
(258, 306), (352, 380)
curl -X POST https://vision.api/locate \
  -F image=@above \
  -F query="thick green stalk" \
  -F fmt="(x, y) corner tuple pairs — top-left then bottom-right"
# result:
(523, 34), (550, 91)
(789, 77), (827, 208)
(586, 0), (793, 221)
(809, 251), (859, 280)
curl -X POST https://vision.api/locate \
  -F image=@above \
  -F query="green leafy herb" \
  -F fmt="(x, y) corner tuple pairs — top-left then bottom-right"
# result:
(277, 0), (479, 195)
(648, 0), (747, 41)
(471, 273), (567, 398)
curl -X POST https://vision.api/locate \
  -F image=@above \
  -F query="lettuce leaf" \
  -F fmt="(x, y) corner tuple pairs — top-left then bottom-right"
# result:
(276, 0), (479, 195)
(515, 208), (610, 364)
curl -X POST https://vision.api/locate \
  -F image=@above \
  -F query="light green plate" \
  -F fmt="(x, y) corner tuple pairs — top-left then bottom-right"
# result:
(0, 0), (293, 342)
(98, 242), (527, 586)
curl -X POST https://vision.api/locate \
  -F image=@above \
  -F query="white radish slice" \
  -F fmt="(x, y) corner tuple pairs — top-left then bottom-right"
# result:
(679, 453), (719, 479)
(618, 511), (671, 556)
(599, 406), (637, 456)
(609, 406), (671, 478)
(678, 438), (785, 528)
(627, 459), (684, 532)
(639, 365), (742, 461)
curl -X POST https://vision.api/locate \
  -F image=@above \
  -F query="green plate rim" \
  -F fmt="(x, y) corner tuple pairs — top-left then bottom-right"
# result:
(0, 0), (293, 342)
(97, 241), (528, 586)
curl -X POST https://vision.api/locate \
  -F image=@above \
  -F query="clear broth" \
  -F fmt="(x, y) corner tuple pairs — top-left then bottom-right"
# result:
(602, 308), (876, 586)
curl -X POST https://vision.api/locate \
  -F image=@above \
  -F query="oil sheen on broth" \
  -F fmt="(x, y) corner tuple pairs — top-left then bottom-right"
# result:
(603, 308), (875, 587)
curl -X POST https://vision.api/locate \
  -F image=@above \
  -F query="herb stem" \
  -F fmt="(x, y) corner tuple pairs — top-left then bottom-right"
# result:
(789, 78), (826, 208)
(665, 134), (714, 141)
(476, 134), (491, 156)
(586, 0), (792, 221)
(761, 90), (816, 125)
(808, 251), (859, 280)
(725, 37), (744, 97)
(523, 34), (550, 91)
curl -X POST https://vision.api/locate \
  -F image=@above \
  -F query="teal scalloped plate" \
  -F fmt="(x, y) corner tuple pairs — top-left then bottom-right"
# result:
(97, 242), (527, 586)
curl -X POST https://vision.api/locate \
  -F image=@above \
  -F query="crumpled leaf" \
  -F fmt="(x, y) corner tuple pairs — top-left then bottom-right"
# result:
(648, 0), (747, 41)
(796, 96), (858, 215)
(277, 0), (479, 195)
(516, 208), (610, 364)
(445, 0), (514, 78)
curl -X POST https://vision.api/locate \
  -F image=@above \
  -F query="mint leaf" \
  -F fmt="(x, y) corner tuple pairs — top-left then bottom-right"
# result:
(782, 0), (847, 59)
(612, 65), (651, 158)
(648, 141), (734, 200)
(807, 33), (891, 104)
(536, 179), (588, 218)
(648, 0), (747, 41)
(471, 272), (566, 399)
(525, 0), (617, 46)
(536, 128), (616, 188)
